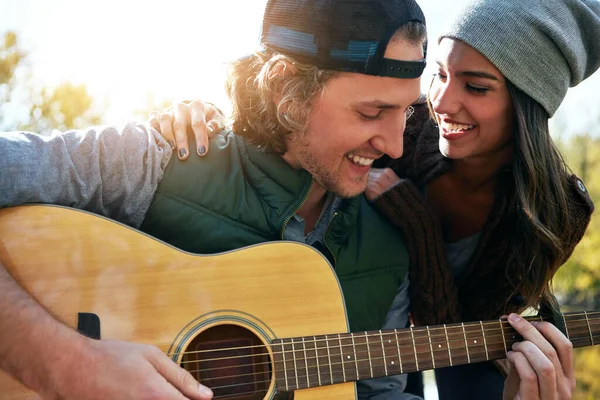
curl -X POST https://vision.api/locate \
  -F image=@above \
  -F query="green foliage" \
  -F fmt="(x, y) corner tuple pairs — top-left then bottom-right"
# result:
(1, 30), (105, 132)
(1, 29), (169, 133)
(555, 134), (600, 305)
(554, 132), (600, 399)
(573, 347), (600, 400)
(0, 31), (28, 126)
(0, 31), (25, 86)
(18, 82), (104, 133)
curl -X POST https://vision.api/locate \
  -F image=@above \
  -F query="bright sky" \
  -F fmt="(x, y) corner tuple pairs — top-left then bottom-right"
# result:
(1, 0), (599, 137)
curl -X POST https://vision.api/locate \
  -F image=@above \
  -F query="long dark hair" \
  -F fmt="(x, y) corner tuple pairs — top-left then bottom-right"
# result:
(506, 80), (571, 312)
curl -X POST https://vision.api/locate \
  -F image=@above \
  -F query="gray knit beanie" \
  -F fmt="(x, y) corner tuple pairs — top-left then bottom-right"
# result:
(439, 0), (600, 117)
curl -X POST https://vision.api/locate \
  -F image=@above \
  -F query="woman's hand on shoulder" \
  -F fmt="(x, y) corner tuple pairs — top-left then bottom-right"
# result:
(365, 168), (402, 201)
(148, 100), (225, 160)
(503, 313), (575, 400)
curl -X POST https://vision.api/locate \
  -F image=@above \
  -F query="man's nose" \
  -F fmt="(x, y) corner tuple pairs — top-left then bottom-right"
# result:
(371, 116), (405, 159)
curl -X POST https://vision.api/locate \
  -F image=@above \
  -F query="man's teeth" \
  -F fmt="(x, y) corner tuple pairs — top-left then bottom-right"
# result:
(443, 122), (475, 133)
(347, 154), (374, 166)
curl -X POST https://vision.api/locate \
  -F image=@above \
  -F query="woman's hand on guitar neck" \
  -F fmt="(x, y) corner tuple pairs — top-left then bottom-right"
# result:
(503, 313), (575, 400)
(148, 101), (225, 161)
(45, 338), (214, 400)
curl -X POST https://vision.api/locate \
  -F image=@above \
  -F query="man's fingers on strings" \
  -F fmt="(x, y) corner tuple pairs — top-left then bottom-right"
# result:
(149, 348), (214, 400)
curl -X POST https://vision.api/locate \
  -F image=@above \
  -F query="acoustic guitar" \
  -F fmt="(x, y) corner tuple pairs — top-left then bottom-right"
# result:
(0, 205), (597, 399)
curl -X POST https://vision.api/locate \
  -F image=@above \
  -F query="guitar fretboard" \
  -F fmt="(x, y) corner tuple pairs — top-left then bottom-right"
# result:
(271, 311), (600, 391)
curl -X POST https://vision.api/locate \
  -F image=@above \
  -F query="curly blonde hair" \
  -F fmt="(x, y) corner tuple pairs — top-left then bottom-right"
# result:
(226, 21), (427, 153)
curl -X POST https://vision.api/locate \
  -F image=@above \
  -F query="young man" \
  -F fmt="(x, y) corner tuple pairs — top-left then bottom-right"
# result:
(0, 1), (427, 399)
(0, 1), (576, 399)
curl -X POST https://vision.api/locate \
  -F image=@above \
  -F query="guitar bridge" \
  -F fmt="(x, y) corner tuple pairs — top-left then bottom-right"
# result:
(77, 312), (101, 340)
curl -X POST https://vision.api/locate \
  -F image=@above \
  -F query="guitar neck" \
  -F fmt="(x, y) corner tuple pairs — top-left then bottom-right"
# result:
(272, 311), (600, 391)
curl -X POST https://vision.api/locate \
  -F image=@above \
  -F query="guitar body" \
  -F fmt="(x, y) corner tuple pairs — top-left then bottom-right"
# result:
(0, 205), (356, 400)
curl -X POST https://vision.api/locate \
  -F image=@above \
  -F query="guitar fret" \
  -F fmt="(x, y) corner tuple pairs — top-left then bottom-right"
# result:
(271, 310), (600, 393)
(584, 312), (595, 345)
(350, 333), (360, 380)
(443, 324), (453, 366)
(291, 338), (300, 389)
(325, 336), (334, 385)
(410, 327), (419, 371)
(499, 319), (508, 355)
(479, 321), (489, 360)
(313, 336), (322, 387)
(461, 323), (471, 364)
(302, 337), (310, 388)
(275, 311), (600, 392)
(282, 339), (290, 391)
(338, 334), (347, 382)
(426, 326), (435, 369)
(394, 329), (404, 373)
(365, 332), (374, 378)
(379, 330), (389, 376)
(563, 313), (570, 339)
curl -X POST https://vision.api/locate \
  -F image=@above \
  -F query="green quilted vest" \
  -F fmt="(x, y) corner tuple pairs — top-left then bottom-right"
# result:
(140, 132), (409, 332)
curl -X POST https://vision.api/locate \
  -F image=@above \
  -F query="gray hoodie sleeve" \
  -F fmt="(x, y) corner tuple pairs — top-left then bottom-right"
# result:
(0, 122), (173, 228)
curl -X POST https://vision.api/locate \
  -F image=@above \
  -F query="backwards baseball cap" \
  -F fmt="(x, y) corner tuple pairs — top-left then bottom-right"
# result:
(260, 0), (427, 79)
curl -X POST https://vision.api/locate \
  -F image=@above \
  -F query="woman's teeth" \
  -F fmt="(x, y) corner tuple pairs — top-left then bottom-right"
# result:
(443, 122), (476, 133)
(347, 154), (374, 166)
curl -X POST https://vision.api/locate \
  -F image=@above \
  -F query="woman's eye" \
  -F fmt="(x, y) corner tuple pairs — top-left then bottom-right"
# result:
(434, 72), (447, 80)
(466, 84), (489, 94)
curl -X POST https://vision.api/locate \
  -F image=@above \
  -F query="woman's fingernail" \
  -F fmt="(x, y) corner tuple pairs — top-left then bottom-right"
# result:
(198, 145), (207, 156)
(169, 140), (175, 149)
(508, 313), (522, 323)
(179, 148), (187, 158)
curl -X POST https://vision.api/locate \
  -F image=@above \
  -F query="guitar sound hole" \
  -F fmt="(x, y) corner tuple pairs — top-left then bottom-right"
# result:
(181, 325), (275, 399)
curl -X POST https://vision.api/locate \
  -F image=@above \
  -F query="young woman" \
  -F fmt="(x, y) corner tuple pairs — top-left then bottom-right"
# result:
(149, 0), (599, 398)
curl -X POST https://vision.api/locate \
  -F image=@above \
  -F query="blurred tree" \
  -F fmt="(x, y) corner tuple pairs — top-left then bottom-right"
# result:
(1, 30), (105, 132)
(573, 347), (600, 400)
(555, 133), (600, 307)
(18, 82), (104, 133)
(0, 31), (25, 86)
(0, 31), (27, 127)
(554, 129), (600, 400)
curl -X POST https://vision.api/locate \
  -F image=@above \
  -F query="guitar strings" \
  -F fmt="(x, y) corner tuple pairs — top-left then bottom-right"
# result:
(181, 329), (599, 376)
(156, 313), (599, 393)
(184, 332), (599, 380)
(171, 313), (600, 357)
(177, 333), (599, 384)
(170, 316), (600, 360)
(173, 324), (600, 364)
(185, 332), (599, 376)
(185, 333), (600, 394)
(176, 322), (600, 366)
